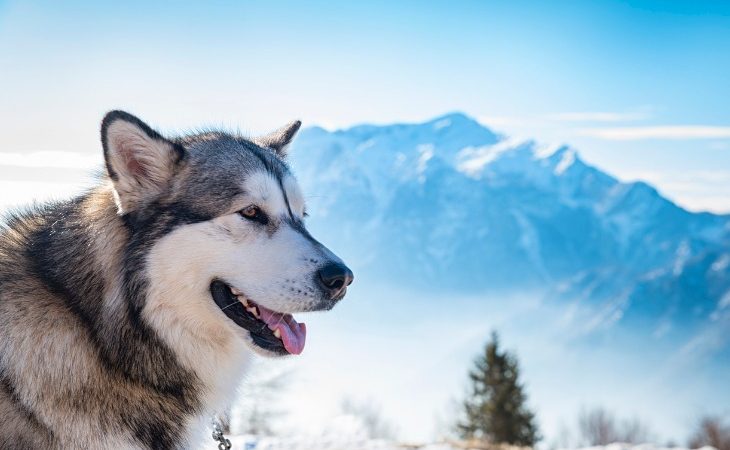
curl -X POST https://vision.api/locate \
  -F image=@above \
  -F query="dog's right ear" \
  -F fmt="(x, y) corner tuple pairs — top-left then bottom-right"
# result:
(101, 110), (185, 214)
(254, 120), (302, 158)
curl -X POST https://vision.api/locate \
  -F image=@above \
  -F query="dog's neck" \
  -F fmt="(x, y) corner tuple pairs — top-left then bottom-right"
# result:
(84, 184), (251, 417)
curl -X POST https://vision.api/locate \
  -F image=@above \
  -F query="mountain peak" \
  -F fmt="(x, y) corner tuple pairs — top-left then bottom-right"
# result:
(424, 112), (500, 137)
(426, 111), (477, 127)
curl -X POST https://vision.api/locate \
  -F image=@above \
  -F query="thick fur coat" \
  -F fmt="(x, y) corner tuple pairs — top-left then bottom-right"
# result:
(0, 111), (352, 449)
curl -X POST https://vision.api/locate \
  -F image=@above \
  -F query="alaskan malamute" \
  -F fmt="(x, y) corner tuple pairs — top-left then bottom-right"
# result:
(0, 111), (352, 448)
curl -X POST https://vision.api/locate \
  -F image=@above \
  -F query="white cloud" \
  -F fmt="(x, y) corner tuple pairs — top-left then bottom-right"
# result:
(476, 115), (529, 127)
(619, 169), (730, 213)
(548, 111), (651, 122)
(0, 151), (101, 169)
(579, 125), (730, 140)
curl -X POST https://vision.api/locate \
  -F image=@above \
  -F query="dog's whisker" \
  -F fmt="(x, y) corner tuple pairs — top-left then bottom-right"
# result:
(219, 300), (241, 311)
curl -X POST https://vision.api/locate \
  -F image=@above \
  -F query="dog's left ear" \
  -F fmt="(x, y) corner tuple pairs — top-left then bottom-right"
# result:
(101, 110), (185, 213)
(254, 120), (302, 158)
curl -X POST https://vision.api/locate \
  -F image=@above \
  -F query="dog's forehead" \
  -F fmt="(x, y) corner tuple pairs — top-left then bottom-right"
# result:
(182, 134), (303, 215)
(243, 171), (286, 210)
(243, 171), (305, 216)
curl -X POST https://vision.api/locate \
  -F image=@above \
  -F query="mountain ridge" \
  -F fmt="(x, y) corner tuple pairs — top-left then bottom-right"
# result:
(289, 112), (730, 348)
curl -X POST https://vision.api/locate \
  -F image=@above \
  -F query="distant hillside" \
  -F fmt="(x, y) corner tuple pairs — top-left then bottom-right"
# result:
(290, 112), (730, 348)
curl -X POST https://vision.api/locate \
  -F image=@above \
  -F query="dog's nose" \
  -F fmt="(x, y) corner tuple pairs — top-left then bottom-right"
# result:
(317, 263), (354, 299)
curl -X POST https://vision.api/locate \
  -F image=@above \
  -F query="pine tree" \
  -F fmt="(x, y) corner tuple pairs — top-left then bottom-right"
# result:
(457, 332), (540, 446)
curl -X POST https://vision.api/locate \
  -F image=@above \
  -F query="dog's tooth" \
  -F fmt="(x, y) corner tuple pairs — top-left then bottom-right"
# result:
(273, 329), (281, 339)
(239, 296), (249, 307)
(246, 306), (260, 319)
(231, 287), (241, 295)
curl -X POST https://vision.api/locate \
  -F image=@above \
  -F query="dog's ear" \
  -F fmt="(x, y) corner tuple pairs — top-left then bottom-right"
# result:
(254, 120), (302, 158)
(101, 110), (184, 213)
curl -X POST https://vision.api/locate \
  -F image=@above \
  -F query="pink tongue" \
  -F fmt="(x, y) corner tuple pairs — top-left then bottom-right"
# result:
(257, 305), (306, 355)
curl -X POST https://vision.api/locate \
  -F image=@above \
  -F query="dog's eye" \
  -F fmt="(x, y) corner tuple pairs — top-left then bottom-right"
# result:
(239, 205), (268, 225)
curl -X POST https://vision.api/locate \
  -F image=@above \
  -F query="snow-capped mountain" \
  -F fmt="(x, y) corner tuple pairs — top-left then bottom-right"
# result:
(289, 112), (730, 344)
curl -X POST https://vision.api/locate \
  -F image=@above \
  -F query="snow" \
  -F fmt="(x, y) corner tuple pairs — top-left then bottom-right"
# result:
(211, 437), (718, 450)
(672, 240), (691, 276)
(554, 148), (576, 175)
(455, 140), (518, 177)
(417, 144), (435, 178)
(433, 118), (452, 130)
(455, 146), (494, 177)
(561, 445), (717, 450)
(718, 290), (730, 310)
(711, 254), (730, 272)
(223, 434), (398, 450)
(356, 139), (377, 153)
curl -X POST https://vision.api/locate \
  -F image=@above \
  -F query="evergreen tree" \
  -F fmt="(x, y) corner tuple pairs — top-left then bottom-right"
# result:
(457, 332), (540, 446)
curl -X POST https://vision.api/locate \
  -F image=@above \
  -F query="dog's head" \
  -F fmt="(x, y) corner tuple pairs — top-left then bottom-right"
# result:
(101, 111), (352, 357)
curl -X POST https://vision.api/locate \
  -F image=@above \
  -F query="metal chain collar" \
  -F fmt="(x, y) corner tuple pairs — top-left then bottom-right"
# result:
(211, 419), (232, 450)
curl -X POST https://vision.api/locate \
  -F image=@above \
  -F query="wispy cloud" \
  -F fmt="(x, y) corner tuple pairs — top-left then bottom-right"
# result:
(548, 110), (651, 122)
(476, 115), (529, 127)
(579, 125), (730, 140)
(0, 151), (101, 169)
(708, 140), (730, 150)
(620, 169), (730, 213)
(477, 109), (655, 140)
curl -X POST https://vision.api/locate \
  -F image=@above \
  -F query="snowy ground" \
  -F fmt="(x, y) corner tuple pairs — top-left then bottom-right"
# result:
(224, 434), (451, 449)
(207, 437), (717, 450)
(563, 445), (717, 450)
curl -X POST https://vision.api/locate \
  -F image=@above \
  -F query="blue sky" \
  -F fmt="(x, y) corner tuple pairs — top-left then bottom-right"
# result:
(1, 0), (729, 212)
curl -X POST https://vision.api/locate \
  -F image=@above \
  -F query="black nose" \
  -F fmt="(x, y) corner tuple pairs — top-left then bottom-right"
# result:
(317, 262), (354, 299)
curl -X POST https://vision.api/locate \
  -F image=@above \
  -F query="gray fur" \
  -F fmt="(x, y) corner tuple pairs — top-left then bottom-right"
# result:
(252, 120), (302, 157)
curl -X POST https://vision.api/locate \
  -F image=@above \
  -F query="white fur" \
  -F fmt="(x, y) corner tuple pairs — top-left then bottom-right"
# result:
(245, 171), (290, 217)
(283, 174), (306, 216)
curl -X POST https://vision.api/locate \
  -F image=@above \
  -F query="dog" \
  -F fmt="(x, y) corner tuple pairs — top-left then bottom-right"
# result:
(0, 111), (353, 449)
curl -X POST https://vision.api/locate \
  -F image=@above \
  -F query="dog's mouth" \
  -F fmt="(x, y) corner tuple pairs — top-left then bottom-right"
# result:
(210, 280), (306, 356)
